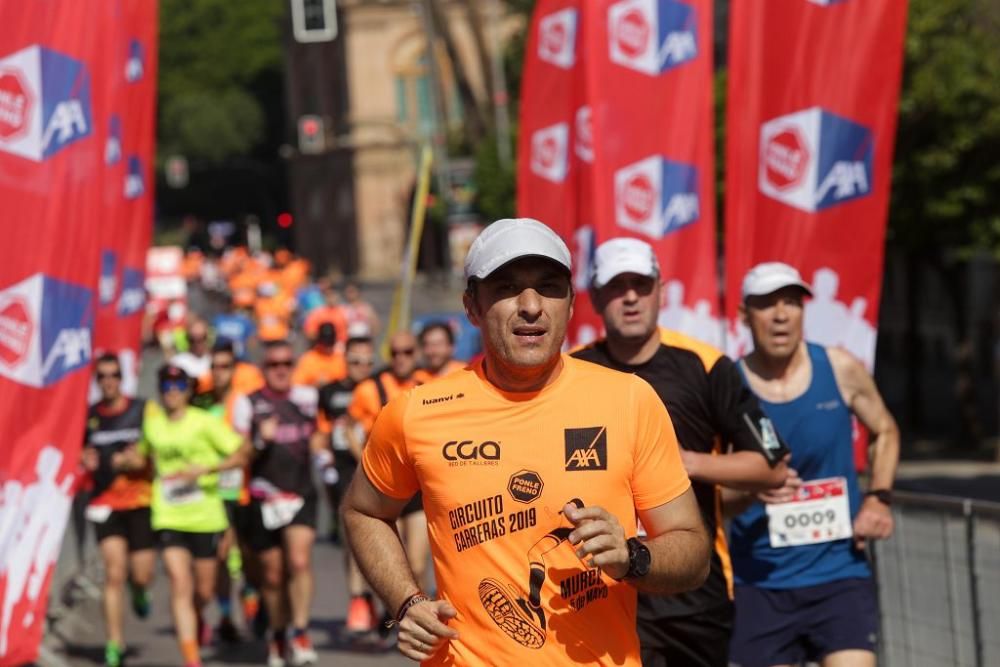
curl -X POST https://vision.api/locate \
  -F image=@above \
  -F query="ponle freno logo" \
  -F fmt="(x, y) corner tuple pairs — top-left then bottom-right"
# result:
(0, 298), (33, 367)
(759, 107), (874, 213)
(0, 44), (92, 162)
(608, 0), (698, 76)
(537, 8), (578, 70)
(530, 122), (569, 184)
(615, 155), (700, 240)
(0, 273), (92, 388)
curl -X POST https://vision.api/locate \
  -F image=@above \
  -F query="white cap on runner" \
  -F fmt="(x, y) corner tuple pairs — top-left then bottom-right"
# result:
(741, 262), (813, 300)
(590, 237), (660, 288)
(463, 218), (572, 281)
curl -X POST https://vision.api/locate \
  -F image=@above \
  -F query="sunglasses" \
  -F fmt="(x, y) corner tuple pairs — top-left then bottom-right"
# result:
(390, 348), (415, 357)
(96, 372), (122, 380)
(159, 380), (188, 393)
(347, 358), (373, 366)
(265, 359), (294, 369)
(211, 362), (234, 370)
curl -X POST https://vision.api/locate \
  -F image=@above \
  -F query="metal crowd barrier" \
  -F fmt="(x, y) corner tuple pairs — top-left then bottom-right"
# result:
(874, 491), (1000, 667)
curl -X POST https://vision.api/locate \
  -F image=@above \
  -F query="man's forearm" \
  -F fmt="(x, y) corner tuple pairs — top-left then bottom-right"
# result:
(867, 424), (899, 492)
(633, 526), (710, 595)
(343, 507), (421, 615)
(687, 451), (786, 492)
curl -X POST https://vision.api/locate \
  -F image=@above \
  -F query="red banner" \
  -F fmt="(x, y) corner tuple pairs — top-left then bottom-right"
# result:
(723, 0), (908, 369)
(519, 0), (719, 347)
(93, 0), (158, 398)
(0, 2), (156, 663)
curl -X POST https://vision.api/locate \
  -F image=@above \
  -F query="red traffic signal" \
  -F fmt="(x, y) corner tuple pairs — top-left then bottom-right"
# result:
(277, 212), (293, 228)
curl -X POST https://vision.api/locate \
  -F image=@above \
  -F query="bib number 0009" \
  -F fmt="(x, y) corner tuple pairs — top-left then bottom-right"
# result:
(766, 477), (852, 548)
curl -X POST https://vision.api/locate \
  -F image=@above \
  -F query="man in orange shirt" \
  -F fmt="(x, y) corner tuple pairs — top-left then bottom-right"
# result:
(413, 322), (464, 384)
(303, 284), (348, 345)
(345, 331), (428, 599)
(255, 282), (294, 343)
(293, 323), (347, 388)
(343, 218), (709, 665)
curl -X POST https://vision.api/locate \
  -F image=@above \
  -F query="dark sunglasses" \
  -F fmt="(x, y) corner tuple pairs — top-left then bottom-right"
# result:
(96, 372), (122, 380)
(265, 359), (294, 369)
(390, 348), (415, 357)
(211, 362), (234, 370)
(347, 358), (373, 366)
(159, 379), (188, 393)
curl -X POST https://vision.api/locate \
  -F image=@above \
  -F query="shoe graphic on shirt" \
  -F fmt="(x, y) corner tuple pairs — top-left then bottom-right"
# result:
(478, 578), (546, 649)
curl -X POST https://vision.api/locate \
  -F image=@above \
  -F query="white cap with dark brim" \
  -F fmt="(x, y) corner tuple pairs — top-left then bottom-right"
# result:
(590, 237), (660, 288)
(741, 262), (813, 300)
(463, 218), (572, 281)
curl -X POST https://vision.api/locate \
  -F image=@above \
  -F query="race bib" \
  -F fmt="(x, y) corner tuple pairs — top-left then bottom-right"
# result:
(218, 468), (244, 492)
(85, 505), (112, 524)
(261, 494), (304, 530)
(766, 477), (852, 548)
(162, 477), (204, 506)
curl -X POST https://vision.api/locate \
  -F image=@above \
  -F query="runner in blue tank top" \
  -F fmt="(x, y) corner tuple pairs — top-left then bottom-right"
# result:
(726, 262), (900, 667)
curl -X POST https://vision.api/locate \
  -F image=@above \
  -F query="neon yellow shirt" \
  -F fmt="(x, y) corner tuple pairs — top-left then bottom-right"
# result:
(140, 406), (242, 533)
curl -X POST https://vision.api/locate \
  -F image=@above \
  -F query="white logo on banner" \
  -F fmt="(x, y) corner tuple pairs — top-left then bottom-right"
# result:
(657, 279), (723, 348)
(0, 447), (74, 657)
(574, 106), (593, 163)
(608, 0), (698, 76)
(530, 122), (570, 183)
(538, 8), (578, 70)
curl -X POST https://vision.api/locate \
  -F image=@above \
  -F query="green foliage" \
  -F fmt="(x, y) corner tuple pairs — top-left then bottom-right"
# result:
(158, 0), (285, 163)
(474, 129), (517, 221)
(889, 0), (1000, 255)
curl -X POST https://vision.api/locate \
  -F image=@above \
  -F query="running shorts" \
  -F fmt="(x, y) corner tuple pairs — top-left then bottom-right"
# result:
(157, 529), (223, 560)
(245, 494), (318, 552)
(94, 507), (156, 552)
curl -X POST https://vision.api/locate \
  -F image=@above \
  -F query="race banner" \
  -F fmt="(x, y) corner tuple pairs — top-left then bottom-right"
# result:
(723, 0), (908, 369)
(518, 0), (719, 347)
(93, 0), (158, 398)
(0, 3), (153, 663)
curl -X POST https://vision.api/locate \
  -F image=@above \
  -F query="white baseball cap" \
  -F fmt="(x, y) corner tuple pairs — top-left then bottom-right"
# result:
(463, 218), (572, 281)
(741, 262), (813, 300)
(590, 237), (660, 288)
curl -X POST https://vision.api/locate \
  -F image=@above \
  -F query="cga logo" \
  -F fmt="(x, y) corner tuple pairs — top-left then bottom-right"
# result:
(117, 267), (145, 317)
(614, 155), (699, 240)
(442, 440), (501, 465)
(608, 0), (698, 76)
(530, 122), (569, 184)
(759, 107), (873, 212)
(0, 45), (92, 162)
(538, 8), (578, 70)
(0, 273), (92, 388)
(125, 155), (145, 199)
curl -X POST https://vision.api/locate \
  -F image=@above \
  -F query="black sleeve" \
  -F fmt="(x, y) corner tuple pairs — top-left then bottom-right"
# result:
(707, 356), (790, 466)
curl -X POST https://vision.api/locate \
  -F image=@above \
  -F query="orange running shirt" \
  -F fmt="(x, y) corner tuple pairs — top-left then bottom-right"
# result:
(292, 349), (347, 387)
(303, 305), (348, 343)
(231, 362), (265, 397)
(255, 295), (293, 341)
(362, 357), (690, 666)
(413, 360), (467, 385)
(348, 371), (421, 432)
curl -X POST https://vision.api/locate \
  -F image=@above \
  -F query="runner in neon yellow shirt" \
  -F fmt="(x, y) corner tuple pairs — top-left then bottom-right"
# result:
(132, 365), (249, 667)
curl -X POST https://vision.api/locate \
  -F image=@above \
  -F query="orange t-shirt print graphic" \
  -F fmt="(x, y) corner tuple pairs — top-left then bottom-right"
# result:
(362, 356), (690, 666)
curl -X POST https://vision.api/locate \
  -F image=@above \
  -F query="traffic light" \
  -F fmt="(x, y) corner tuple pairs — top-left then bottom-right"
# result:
(291, 0), (337, 43)
(298, 115), (326, 154)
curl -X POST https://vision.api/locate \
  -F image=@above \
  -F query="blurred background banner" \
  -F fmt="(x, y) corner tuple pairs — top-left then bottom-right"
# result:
(518, 0), (719, 348)
(93, 0), (158, 399)
(0, 2), (156, 664)
(723, 0), (909, 368)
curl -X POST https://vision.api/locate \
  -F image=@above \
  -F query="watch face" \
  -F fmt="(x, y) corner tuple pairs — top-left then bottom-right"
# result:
(629, 538), (651, 577)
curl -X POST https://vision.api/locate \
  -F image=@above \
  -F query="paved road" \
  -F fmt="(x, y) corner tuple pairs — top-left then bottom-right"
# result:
(49, 539), (412, 667)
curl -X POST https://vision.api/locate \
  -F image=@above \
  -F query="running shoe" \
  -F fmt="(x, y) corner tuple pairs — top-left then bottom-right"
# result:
(128, 582), (150, 619)
(217, 615), (240, 643)
(288, 632), (317, 666)
(242, 587), (269, 639)
(197, 614), (213, 647)
(345, 595), (374, 634)
(267, 638), (287, 667)
(103, 641), (124, 667)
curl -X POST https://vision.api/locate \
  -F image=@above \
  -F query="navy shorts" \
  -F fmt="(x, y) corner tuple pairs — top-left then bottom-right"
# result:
(729, 577), (878, 667)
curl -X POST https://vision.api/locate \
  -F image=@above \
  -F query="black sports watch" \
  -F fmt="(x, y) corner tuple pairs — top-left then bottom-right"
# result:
(622, 537), (651, 580)
(865, 489), (893, 506)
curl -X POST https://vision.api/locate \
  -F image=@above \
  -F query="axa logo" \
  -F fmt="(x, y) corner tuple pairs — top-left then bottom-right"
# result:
(125, 38), (145, 83)
(608, 0), (698, 76)
(759, 107), (873, 212)
(614, 155), (699, 240)
(565, 427), (607, 471)
(99, 250), (118, 306)
(442, 440), (501, 466)
(0, 273), (93, 388)
(117, 267), (145, 317)
(530, 122), (569, 184)
(0, 45), (92, 162)
(537, 8), (578, 70)
(125, 155), (145, 199)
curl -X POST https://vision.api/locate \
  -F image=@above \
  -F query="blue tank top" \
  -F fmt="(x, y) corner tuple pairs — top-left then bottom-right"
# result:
(730, 343), (870, 589)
